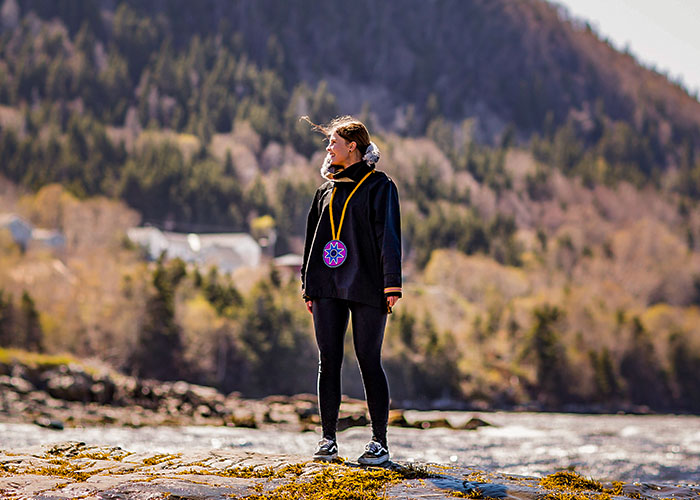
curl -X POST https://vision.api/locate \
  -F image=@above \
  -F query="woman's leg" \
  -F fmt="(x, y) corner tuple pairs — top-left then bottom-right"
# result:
(350, 301), (389, 447)
(312, 297), (350, 441)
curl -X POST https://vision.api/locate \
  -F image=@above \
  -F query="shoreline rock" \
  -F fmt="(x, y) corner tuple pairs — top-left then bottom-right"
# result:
(1, 356), (497, 432)
(0, 442), (696, 500)
(1, 350), (677, 435)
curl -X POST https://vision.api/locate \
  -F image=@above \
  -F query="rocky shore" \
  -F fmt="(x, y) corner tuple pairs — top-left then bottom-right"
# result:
(2, 353), (699, 498)
(0, 350), (489, 432)
(1, 441), (697, 500)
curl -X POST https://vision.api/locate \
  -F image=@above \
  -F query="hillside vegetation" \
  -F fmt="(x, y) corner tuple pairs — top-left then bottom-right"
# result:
(1, 0), (700, 412)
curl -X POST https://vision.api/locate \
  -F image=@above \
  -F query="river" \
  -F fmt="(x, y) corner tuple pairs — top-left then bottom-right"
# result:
(1, 411), (698, 485)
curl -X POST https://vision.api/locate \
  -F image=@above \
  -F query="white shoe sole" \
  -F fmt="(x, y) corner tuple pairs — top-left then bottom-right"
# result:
(357, 453), (390, 465)
(313, 452), (338, 461)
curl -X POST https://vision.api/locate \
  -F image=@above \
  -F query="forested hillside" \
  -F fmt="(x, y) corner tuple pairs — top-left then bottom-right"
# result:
(1, 0), (700, 412)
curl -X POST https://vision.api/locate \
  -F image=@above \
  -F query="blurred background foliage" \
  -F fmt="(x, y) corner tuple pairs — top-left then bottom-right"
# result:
(1, 0), (700, 412)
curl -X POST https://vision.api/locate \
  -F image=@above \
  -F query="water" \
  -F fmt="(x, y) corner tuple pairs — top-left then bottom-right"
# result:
(1, 412), (698, 485)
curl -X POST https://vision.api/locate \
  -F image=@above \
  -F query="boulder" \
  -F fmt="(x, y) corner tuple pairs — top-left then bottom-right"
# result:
(388, 410), (412, 427)
(416, 417), (452, 429)
(337, 412), (369, 432)
(460, 417), (492, 430)
(34, 416), (64, 430)
(0, 375), (34, 394)
(389, 411), (457, 429)
(45, 373), (93, 402)
(294, 401), (318, 423)
(227, 410), (258, 428)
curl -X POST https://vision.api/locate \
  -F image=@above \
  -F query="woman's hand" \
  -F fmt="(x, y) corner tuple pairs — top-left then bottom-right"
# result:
(305, 300), (313, 314)
(386, 295), (400, 309)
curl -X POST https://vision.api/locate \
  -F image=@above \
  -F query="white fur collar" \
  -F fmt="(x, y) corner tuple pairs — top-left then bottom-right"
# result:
(320, 154), (355, 182)
(319, 142), (381, 182)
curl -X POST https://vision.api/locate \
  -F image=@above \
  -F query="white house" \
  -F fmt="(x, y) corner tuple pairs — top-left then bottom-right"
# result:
(127, 226), (261, 272)
(126, 227), (169, 257)
(31, 228), (66, 249)
(273, 253), (303, 272)
(0, 213), (32, 249)
(0, 213), (65, 250)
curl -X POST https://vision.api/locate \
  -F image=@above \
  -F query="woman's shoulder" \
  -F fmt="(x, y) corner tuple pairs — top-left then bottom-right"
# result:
(369, 169), (398, 190)
(370, 169), (394, 183)
(315, 180), (334, 193)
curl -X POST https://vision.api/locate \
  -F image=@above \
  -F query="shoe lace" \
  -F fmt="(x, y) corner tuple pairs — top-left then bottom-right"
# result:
(318, 438), (336, 450)
(364, 440), (386, 454)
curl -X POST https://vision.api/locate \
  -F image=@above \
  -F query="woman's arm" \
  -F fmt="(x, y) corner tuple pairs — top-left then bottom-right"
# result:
(301, 187), (324, 301)
(373, 178), (402, 304)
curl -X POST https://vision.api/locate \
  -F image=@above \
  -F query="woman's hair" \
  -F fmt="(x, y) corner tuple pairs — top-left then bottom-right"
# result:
(302, 115), (371, 155)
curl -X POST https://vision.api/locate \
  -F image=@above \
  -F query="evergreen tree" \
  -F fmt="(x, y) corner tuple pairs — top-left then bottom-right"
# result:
(238, 276), (316, 396)
(418, 315), (462, 400)
(619, 316), (671, 410)
(202, 266), (242, 317)
(668, 332), (700, 412)
(112, 3), (160, 83)
(20, 291), (43, 352)
(132, 257), (186, 380)
(589, 347), (620, 402)
(526, 305), (571, 405)
(384, 311), (462, 403)
(0, 290), (15, 348)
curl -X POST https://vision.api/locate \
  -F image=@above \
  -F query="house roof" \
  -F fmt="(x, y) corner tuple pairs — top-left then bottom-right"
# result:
(0, 213), (30, 227)
(274, 253), (303, 267)
(126, 227), (261, 269)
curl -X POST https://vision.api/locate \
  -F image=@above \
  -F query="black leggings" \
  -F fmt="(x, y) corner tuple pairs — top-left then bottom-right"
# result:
(312, 297), (390, 446)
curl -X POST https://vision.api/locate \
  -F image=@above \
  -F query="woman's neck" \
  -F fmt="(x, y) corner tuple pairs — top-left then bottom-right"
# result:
(338, 151), (362, 167)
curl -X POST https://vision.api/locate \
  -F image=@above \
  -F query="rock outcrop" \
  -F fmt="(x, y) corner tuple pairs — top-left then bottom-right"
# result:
(0, 354), (492, 432)
(1, 442), (695, 500)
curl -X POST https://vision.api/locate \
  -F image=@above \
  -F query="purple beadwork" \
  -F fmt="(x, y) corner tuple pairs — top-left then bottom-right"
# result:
(323, 240), (347, 268)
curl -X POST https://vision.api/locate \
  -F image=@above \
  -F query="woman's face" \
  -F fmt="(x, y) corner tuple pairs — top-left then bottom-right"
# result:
(326, 131), (355, 167)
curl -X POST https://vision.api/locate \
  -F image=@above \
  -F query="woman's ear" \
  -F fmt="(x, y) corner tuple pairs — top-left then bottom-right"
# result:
(348, 141), (356, 153)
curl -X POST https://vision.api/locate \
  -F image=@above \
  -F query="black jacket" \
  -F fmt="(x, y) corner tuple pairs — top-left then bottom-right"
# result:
(301, 161), (402, 309)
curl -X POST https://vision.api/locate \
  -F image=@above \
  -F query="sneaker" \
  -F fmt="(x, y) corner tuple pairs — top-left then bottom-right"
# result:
(357, 440), (390, 465)
(313, 437), (338, 461)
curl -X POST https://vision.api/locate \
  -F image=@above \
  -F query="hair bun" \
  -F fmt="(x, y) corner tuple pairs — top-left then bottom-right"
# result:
(363, 142), (380, 165)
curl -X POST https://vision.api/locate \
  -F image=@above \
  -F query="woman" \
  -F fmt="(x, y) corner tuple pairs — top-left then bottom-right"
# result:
(301, 116), (402, 465)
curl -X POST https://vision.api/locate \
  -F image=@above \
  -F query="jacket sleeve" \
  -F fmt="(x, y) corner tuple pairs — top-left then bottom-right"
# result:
(301, 187), (323, 299)
(373, 178), (402, 298)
